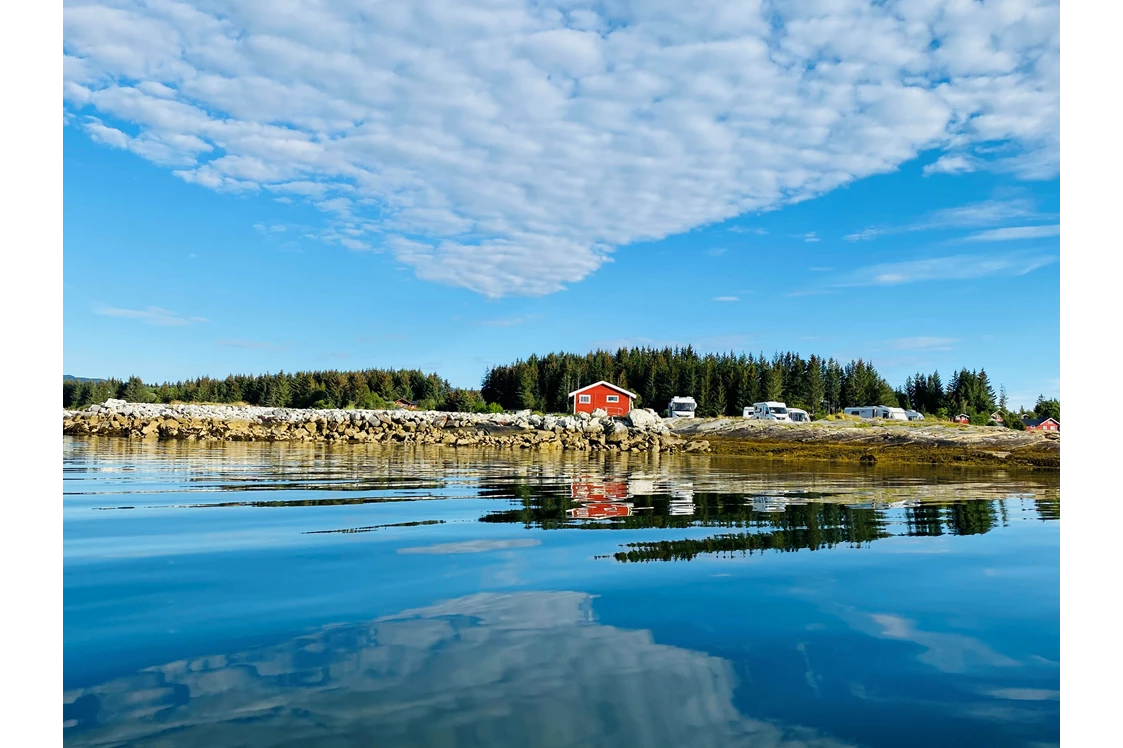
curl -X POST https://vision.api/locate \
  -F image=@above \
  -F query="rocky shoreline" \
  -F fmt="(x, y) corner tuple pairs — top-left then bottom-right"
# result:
(62, 401), (1060, 468)
(667, 417), (1060, 468)
(62, 400), (709, 454)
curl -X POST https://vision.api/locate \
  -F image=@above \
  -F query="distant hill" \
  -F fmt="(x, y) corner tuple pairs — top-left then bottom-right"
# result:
(63, 375), (106, 383)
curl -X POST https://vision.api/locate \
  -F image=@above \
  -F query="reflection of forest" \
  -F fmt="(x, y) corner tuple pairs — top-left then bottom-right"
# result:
(480, 489), (1059, 563)
(63, 592), (857, 748)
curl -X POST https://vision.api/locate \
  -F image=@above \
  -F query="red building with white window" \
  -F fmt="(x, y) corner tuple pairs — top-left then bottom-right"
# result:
(1022, 417), (1059, 432)
(568, 381), (636, 416)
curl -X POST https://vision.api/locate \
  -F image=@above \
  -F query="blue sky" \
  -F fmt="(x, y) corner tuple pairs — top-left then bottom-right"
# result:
(62, 0), (1059, 408)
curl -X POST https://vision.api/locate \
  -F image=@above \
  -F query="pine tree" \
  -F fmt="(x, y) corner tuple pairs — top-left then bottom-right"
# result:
(806, 357), (825, 415)
(518, 366), (538, 411)
(120, 376), (152, 403)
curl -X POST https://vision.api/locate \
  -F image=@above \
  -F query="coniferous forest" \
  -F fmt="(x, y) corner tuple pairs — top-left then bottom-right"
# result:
(63, 346), (1059, 426)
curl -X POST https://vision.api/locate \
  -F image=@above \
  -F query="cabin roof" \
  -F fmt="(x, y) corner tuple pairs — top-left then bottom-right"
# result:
(1022, 416), (1059, 427)
(568, 380), (638, 399)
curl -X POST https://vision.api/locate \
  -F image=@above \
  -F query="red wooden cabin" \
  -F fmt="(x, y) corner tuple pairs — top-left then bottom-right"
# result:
(568, 381), (636, 416)
(1023, 417), (1059, 432)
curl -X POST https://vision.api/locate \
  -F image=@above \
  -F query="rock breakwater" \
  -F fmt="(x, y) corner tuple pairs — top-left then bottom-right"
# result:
(63, 400), (710, 453)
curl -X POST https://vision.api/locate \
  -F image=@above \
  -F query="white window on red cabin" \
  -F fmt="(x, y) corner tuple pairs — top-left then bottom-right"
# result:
(606, 395), (619, 403)
(578, 394), (591, 404)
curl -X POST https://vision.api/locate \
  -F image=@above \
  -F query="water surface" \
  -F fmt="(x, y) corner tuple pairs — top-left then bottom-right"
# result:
(63, 437), (1060, 747)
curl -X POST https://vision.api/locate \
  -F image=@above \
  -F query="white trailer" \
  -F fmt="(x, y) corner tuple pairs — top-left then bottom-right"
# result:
(844, 405), (908, 420)
(751, 401), (792, 422)
(904, 410), (925, 421)
(788, 408), (811, 423)
(667, 396), (697, 418)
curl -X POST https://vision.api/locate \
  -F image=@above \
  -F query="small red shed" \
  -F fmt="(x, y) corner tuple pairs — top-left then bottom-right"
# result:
(952, 413), (970, 424)
(568, 381), (637, 416)
(1023, 417), (1059, 432)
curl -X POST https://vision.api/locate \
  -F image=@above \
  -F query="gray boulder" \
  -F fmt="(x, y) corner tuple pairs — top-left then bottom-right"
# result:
(604, 421), (629, 443)
(626, 409), (660, 428)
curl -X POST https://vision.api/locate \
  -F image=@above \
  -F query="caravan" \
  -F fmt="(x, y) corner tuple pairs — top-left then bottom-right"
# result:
(844, 405), (909, 421)
(667, 396), (697, 418)
(750, 401), (792, 422)
(788, 408), (812, 423)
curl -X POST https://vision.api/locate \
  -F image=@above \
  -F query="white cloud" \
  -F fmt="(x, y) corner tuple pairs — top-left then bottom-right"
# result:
(890, 336), (960, 351)
(94, 304), (207, 326)
(964, 224), (1060, 242)
(844, 198), (1044, 241)
(705, 247), (727, 257)
(712, 296), (739, 302)
(923, 154), (978, 176)
(840, 250), (1056, 286)
(64, 0), (1060, 297)
(802, 232), (820, 243)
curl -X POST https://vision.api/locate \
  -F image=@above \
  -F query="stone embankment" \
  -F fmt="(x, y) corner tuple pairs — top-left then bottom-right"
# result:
(63, 400), (710, 454)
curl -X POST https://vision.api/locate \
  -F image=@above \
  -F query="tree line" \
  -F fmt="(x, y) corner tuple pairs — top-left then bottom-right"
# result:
(63, 346), (1059, 426)
(480, 346), (1058, 424)
(62, 368), (498, 413)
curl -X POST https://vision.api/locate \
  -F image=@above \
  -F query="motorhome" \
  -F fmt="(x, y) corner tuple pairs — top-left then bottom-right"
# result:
(667, 396), (697, 418)
(904, 410), (925, 421)
(788, 408), (811, 423)
(751, 401), (791, 422)
(844, 405), (908, 421)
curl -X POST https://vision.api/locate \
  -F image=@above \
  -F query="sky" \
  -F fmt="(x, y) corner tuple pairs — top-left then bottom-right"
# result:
(62, 0), (1059, 408)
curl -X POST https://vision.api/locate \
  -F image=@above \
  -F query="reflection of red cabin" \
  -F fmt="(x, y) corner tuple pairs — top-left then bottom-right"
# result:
(568, 381), (636, 416)
(952, 414), (970, 424)
(571, 480), (629, 501)
(1023, 417), (1059, 432)
(567, 502), (633, 519)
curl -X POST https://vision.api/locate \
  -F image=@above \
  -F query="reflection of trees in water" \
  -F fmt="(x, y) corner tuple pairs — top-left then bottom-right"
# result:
(63, 592), (857, 748)
(1033, 497), (1060, 521)
(614, 523), (893, 563)
(480, 495), (1059, 563)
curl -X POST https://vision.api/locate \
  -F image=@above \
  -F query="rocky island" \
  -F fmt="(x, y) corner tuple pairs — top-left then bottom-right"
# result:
(62, 400), (706, 454)
(62, 401), (1059, 468)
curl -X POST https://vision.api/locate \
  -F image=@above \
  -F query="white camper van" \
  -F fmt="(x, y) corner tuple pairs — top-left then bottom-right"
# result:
(844, 406), (908, 421)
(904, 410), (925, 421)
(667, 396), (697, 418)
(788, 408), (811, 423)
(751, 401), (791, 422)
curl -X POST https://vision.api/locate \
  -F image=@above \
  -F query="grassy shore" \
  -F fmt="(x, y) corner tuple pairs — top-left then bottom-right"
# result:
(702, 436), (1059, 469)
(668, 417), (1059, 470)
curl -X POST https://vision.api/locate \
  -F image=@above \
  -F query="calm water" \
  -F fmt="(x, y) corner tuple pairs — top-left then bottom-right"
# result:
(63, 437), (1060, 748)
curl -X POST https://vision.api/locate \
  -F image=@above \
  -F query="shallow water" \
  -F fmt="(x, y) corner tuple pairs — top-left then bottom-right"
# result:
(63, 437), (1060, 748)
